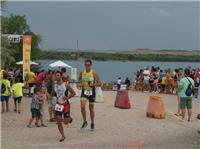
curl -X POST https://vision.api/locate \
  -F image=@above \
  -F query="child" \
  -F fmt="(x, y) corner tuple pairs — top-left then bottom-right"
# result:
(27, 87), (47, 128)
(35, 92), (47, 127)
(12, 77), (24, 114)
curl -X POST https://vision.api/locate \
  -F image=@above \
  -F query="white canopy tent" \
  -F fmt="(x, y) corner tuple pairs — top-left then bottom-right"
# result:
(49, 60), (72, 68)
(16, 61), (39, 65)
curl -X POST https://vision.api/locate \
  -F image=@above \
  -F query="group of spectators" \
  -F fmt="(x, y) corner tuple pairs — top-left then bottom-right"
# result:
(134, 66), (200, 132)
(134, 66), (200, 94)
(0, 67), (69, 115)
(116, 77), (131, 90)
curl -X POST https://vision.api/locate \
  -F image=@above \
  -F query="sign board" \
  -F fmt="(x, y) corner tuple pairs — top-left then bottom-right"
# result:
(7, 35), (22, 43)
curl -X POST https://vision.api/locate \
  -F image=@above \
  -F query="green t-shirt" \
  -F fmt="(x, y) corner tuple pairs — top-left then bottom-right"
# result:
(12, 83), (24, 97)
(0, 79), (11, 96)
(0, 70), (3, 78)
(179, 77), (194, 98)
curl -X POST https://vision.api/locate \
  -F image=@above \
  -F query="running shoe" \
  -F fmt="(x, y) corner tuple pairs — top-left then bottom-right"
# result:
(90, 123), (95, 131)
(41, 124), (47, 127)
(80, 121), (88, 129)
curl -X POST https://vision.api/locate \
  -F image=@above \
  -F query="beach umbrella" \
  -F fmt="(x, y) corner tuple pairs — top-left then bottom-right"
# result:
(49, 60), (72, 68)
(16, 61), (39, 65)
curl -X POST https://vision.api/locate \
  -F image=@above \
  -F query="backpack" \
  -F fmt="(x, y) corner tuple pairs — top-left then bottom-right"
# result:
(1, 82), (6, 94)
(185, 77), (194, 96)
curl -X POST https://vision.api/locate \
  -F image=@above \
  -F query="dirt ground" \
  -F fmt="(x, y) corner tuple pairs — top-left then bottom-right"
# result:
(1, 91), (200, 149)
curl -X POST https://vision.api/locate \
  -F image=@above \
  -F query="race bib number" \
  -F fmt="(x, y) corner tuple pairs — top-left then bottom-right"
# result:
(55, 104), (64, 112)
(84, 90), (93, 96)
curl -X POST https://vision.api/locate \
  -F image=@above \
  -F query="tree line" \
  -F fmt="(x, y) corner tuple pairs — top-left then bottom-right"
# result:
(1, 14), (42, 67)
(39, 51), (200, 62)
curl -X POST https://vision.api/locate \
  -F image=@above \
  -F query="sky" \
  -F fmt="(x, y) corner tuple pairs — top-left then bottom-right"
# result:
(2, 0), (200, 51)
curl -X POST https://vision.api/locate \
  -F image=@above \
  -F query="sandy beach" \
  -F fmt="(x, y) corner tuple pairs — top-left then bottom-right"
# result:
(1, 91), (200, 149)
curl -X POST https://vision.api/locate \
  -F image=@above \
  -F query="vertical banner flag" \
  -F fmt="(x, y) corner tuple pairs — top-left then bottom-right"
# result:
(23, 35), (32, 80)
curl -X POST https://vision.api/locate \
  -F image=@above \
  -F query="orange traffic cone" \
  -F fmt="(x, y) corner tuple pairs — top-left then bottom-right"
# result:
(114, 90), (131, 109)
(146, 96), (165, 119)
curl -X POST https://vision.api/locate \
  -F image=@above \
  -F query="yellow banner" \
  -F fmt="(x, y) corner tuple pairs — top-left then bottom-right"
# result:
(23, 35), (32, 81)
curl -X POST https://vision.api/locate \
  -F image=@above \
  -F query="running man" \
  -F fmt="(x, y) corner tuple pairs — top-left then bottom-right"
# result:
(79, 59), (101, 131)
(54, 71), (75, 142)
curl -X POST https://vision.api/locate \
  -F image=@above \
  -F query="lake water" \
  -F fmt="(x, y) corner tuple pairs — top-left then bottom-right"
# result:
(38, 60), (200, 82)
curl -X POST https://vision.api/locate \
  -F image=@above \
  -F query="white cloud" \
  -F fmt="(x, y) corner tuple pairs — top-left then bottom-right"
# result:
(150, 6), (171, 17)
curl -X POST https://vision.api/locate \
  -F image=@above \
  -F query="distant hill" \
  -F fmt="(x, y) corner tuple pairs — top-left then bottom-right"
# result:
(113, 49), (200, 55)
(43, 48), (78, 52)
(39, 49), (200, 62)
(43, 48), (200, 55)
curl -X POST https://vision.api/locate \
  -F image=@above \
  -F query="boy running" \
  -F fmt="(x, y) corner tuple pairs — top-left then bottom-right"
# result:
(12, 77), (24, 113)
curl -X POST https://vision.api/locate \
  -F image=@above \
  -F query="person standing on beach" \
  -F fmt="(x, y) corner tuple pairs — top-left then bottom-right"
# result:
(61, 68), (70, 84)
(153, 68), (159, 93)
(179, 68), (194, 121)
(35, 70), (46, 88)
(79, 59), (101, 131)
(27, 71), (36, 96)
(35, 91), (47, 128)
(125, 77), (131, 90)
(54, 71), (75, 142)
(143, 67), (150, 92)
(196, 79), (200, 133)
(0, 74), (11, 113)
(27, 87), (44, 128)
(117, 77), (121, 90)
(175, 68), (183, 116)
(45, 70), (56, 122)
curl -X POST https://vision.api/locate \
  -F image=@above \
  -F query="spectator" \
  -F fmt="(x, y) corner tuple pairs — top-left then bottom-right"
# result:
(61, 68), (70, 84)
(27, 87), (47, 128)
(0, 74), (11, 113)
(117, 77), (121, 90)
(179, 68), (194, 121)
(28, 71), (36, 96)
(125, 77), (131, 90)
(35, 70), (46, 88)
